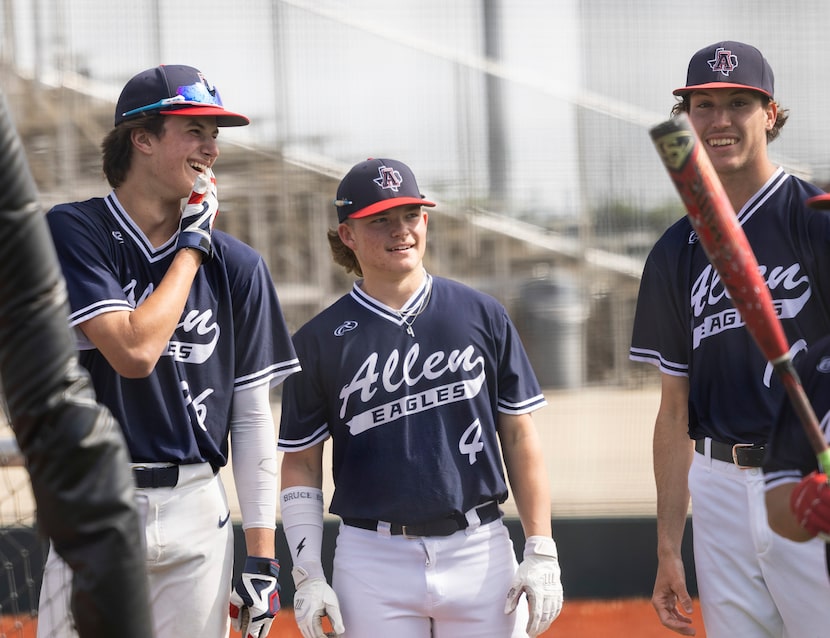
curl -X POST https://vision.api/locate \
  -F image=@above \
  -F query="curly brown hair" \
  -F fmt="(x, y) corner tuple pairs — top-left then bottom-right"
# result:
(101, 115), (166, 188)
(327, 226), (362, 277)
(670, 93), (788, 143)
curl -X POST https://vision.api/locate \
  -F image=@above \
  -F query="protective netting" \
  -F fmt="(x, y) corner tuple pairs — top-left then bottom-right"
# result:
(1, 2), (829, 627)
(0, 422), (39, 637)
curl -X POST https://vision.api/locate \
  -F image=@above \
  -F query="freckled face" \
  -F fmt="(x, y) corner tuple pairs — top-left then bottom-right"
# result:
(338, 205), (428, 279)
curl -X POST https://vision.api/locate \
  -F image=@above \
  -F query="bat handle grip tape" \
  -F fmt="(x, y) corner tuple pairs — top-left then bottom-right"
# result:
(818, 449), (830, 476)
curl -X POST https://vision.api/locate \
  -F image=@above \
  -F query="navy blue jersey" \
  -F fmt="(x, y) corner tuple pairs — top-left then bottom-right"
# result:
(630, 169), (830, 443)
(277, 274), (547, 524)
(47, 193), (300, 468)
(764, 334), (830, 486)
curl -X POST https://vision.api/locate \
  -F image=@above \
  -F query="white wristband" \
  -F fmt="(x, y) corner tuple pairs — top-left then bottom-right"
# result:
(280, 486), (325, 582)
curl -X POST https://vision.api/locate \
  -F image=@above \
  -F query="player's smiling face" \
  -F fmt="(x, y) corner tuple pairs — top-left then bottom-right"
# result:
(339, 204), (428, 279)
(154, 116), (219, 199)
(687, 89), (775, 177)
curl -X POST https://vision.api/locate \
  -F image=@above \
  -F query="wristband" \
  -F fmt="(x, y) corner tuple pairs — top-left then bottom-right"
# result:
(281, 486), (325, 580)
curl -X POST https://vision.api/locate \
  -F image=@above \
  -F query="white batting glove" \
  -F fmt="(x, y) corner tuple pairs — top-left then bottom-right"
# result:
(292, 565), (345, 638)
(177, 169), (219, 260)
(229, 556), (281, 638)
(504, 536), (564, 637)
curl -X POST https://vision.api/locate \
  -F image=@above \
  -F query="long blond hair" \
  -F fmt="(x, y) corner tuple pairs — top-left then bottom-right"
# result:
(327, 225), (362, 277)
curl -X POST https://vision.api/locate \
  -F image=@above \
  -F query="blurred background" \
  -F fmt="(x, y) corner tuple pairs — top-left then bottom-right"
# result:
(2, 0), (830, 623)
(4, 1), (830, 383)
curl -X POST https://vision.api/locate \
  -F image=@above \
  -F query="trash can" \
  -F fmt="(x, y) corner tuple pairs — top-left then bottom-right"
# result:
(514, 275), (585, 389)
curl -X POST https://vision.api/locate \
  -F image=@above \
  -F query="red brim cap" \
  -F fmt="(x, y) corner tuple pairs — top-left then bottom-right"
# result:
(673, 42), (774, 99)
(672, 82), (772, 98)
(160, 105), (249, 127)
(115, 65), (250, 127)
(806, 194), (830, 210)
(349, 196), (436, 219)
(335, 158), (436, 223)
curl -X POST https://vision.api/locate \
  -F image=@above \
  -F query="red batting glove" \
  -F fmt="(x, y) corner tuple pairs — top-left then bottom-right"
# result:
(790, 471), (830, 539)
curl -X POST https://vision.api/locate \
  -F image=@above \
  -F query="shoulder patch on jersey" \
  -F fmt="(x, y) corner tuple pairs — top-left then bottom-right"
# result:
(334, 320), (358, 337)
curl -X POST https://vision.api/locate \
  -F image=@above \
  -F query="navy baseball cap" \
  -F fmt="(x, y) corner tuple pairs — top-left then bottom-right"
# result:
(114, 64), (249, 127)
(334, 158), (436, 223)
(673, 41), (774, 98)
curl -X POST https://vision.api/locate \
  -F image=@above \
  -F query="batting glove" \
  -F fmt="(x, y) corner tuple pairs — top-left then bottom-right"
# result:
(177, 169), (219, 261)
(229, 556), (281, 638)
(291, 565), (345, 638)
(505, 536), (564, 637)
(791, 471), (830, 541)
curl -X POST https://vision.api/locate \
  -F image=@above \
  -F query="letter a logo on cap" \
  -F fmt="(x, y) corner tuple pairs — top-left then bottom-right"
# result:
(708, 47), (738, 77)
(374, 165), (404, 192)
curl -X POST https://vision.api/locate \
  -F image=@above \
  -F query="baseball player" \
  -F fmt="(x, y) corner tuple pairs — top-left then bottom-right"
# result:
(278, 158), (563, 638)
(630, 41), (830, 637)
(36, 65), (300, 638)
(764, 192), (830, 553)
(764, 329), (830, 546)
(0, 86), (153, 638)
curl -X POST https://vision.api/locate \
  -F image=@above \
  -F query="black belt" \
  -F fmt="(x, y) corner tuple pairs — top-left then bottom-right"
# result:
(132, 465), (179, 488)
(343, 502), (501, 537)
(695, 439), (766, 468)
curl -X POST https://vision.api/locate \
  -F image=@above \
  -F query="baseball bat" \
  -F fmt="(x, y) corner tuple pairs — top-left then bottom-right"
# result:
(649, 112), (830, 473)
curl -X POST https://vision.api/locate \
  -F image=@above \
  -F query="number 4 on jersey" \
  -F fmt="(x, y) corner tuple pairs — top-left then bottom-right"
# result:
(460, 419), (484, 464)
